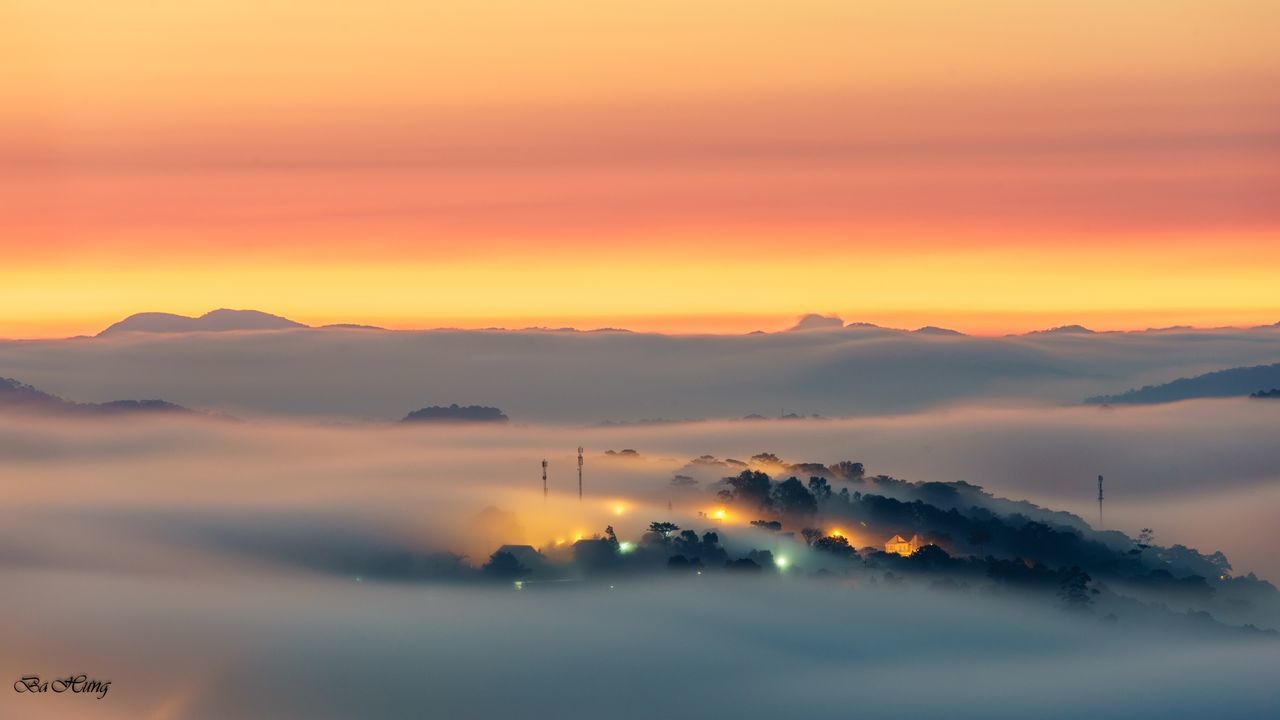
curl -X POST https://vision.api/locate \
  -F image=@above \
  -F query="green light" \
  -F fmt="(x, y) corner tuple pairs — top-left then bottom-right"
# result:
(618, 541), (635, 554)
(775, 556), (789, 569)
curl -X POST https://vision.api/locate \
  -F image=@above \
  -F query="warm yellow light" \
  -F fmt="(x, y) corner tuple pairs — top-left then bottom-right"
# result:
(830, 529), (844, 538)
(711, 508), (727, 521)
(573, 532), (584, 542)
(611, 502), (627, 516)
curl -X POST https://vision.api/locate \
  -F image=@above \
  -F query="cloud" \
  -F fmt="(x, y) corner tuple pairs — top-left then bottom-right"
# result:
(788, 314), (845, 331)
(2, 397), (1278, 578)
(3, 571), (1277, 719)
(1, 406), (1278, 717)
(3, 326), (1280, 422)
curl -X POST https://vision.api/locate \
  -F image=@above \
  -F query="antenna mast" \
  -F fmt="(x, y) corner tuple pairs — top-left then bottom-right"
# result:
(577, 446), (584, 500)
(542, 459), (548, 498)
(1097, 474), (1104, 529)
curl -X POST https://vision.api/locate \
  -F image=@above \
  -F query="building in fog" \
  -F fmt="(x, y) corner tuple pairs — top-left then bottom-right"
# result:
(885, 534), (923, 557)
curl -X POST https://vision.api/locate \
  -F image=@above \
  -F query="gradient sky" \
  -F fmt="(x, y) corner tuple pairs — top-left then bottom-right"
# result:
(2, 1), (1278, 337)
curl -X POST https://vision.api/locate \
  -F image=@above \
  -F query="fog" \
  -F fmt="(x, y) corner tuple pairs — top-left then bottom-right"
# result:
(2, 402), (1277, 718)
(4, 573), (1277, 720)
(2, 325), (1278, 421)
(3, 399), (1276, 577)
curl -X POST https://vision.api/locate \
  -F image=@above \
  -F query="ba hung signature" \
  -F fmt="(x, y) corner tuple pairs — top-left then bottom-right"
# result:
(14, 674), (111, 699)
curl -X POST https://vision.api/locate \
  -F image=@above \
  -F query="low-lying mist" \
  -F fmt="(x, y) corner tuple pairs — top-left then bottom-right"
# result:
(3, 324), (1279, 421)
(4, 572), (1277, 720)
(2, 401), (1277, 718)
(2, 399), (1276, 577)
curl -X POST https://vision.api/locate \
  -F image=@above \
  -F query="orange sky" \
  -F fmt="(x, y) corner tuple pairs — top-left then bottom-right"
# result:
(2, 1), (1278, 337)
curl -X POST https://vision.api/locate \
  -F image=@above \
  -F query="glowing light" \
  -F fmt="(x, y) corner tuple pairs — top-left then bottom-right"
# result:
(774, 556), (790, 569)
(830, 529), (844, 538)
(618, 541), (635, 554)
(554, 538), (566, 547)
(573, 532), (584, 542)
(611, 502), (628, 516)
(710, 508), (728, 521)
(514, 581), (524, 590)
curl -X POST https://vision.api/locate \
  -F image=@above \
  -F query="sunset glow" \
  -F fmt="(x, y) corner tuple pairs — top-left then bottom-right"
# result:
(3, 0), (1278, 337)
(5, 6), (1280, 718)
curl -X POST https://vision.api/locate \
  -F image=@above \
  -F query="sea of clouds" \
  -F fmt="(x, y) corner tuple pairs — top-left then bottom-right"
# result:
(2, 406), (1278, 718)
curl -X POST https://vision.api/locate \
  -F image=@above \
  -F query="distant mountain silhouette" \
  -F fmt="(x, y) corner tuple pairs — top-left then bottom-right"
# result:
(99, 309), (307, 336)
(842, 321), (896, 332)
(1086, 363), (1280, 404)
(0, 377), (197, 416)
(783, 315), (904, 334)
(1251, 388), (1280, 399)
(1028, 324), (1095, 335)
(401, 404), (509, 423)
(912, 326), (965, 336)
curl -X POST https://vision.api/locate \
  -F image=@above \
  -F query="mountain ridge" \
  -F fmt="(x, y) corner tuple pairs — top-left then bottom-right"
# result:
(1086, 363), (1280, 405)
(88, 309), (1280, 338)
(0, 377), (200, 417)
(98, 309), (307, 336)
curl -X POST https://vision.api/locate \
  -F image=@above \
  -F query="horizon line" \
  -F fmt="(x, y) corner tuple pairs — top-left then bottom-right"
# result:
(3, 308), (1279, 341)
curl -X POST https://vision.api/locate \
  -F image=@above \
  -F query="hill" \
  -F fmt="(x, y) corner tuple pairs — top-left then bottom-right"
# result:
(0, 377), (197, 416)
(99, 309), (306, 336)
(1086, 363), (1280, 404)
(401, 404), (509, 423)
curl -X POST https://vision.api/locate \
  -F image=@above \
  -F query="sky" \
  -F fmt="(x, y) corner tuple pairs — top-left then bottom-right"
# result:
(2, 1), (1279, 337)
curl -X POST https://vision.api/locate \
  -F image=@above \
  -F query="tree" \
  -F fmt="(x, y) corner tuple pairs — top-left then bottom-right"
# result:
(1129, 528), (1155, 557)
(719, 470), (774, 509)
(967, 527), (991, 556)
(1058, 567), (1096, 611)
(801, 527), (824, 546)
(699, 532), (728, 565)
(604, 525), (619, 546)
(771, 477), (817, 515)
(750, 519), (782, 532)
(907, 544), (952, 568)
(673, 530), (701, 557)
(648, 521), (680, 539)
(668, 555), (704, 573)
(725, 558), (762, 572)
(830, 461), (865, 482)
(807, 476), (832, 501)
(813, 535), (855, 558)
(482, 551), (529, 581)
